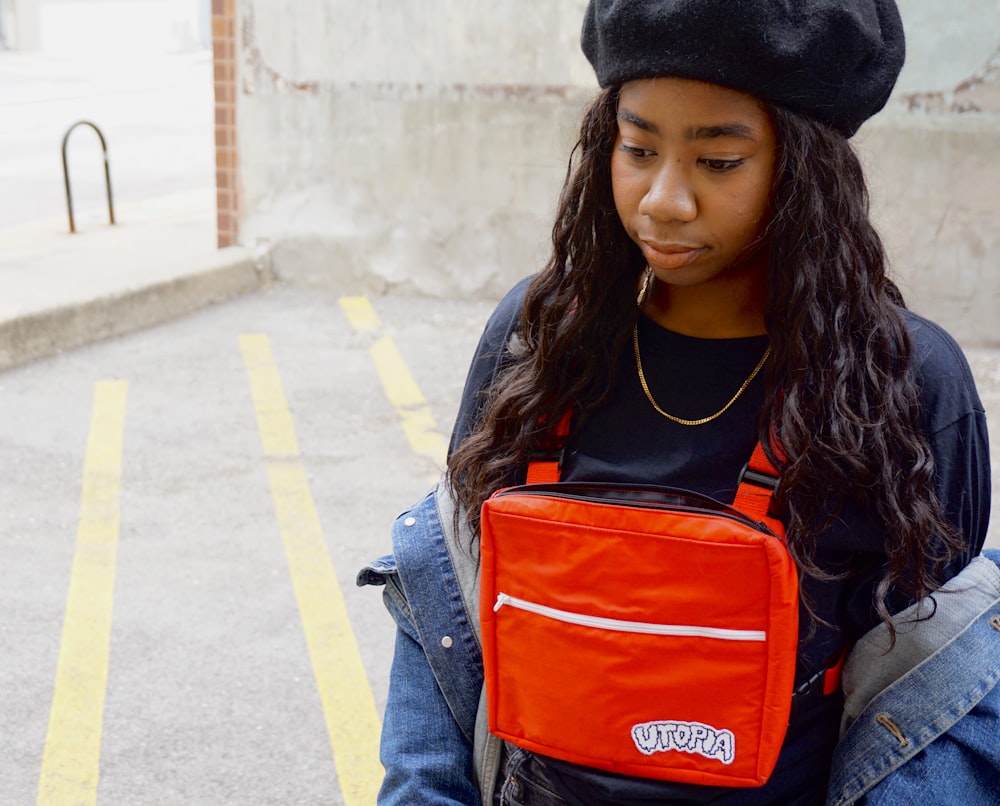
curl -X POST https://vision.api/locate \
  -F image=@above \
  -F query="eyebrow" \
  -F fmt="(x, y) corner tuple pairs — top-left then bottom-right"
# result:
(617, 108), (759, 141)
(689, 123), (758, 141)
(618, 108), (659, 133)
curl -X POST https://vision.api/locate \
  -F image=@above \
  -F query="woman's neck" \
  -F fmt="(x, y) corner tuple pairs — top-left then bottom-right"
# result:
(640, 266), (769, 339)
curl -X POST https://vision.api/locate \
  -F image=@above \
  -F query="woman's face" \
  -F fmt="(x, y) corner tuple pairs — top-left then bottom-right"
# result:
(612, 78), (777, 293)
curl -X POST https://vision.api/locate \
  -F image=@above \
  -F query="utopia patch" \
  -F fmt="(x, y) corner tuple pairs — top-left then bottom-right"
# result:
(631, 720), (735, 765)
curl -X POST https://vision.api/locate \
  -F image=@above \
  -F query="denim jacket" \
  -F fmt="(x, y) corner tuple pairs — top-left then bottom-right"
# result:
(825, 549), (1000, 805)
(358, 484), (503, 805)
(359, 483), (1000, 805)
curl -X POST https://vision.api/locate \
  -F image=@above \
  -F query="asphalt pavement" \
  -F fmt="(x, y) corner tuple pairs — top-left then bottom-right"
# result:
(0, 272), (496, 803)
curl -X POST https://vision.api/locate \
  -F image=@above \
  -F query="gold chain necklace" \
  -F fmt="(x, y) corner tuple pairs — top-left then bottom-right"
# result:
(633, 268), (770, 426)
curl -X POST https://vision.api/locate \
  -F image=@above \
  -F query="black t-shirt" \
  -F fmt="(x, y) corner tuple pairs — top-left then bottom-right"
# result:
(450, 276), (991, 804)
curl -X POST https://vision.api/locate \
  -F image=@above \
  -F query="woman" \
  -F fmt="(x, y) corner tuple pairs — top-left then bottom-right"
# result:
(361, 1), (991, 803)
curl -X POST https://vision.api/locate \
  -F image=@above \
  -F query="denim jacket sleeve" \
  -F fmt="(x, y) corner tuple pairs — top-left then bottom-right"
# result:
(357, 488), (486, 805)
(826, 550), (1000, 806)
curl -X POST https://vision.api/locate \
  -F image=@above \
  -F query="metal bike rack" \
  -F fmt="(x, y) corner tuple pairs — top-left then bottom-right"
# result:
(61, 121), (116, 234)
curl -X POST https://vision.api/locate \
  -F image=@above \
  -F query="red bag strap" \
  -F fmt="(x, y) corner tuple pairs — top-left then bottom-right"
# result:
(525, 410), (572, 484)
(525, 410), (782, 520)
(731, 441), (781, 522)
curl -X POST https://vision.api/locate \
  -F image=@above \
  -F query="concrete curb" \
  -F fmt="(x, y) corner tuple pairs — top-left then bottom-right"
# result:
(0, 246), (267, 372)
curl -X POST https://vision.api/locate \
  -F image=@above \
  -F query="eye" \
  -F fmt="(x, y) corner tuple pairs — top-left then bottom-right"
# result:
(619, 144), (655, 161)
(700, 158), (744, 172)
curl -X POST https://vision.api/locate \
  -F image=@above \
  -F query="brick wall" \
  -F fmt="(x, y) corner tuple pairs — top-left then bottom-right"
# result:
(212, 0), (238, 248)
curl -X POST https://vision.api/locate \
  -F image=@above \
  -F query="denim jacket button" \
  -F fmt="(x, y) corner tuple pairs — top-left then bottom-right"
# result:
(441, 635), (454, 648)
(403, 516), (417, 527)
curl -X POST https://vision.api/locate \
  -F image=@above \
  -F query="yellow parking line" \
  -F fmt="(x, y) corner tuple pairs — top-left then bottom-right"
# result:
(339, 296), (448, 470)
(239, 334), (382, 806)
(37, 380), (128, 806)
(338, 295), (381, 336)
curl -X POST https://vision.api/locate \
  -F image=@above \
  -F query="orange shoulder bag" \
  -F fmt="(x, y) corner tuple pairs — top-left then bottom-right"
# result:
(480, 421), (801, 787)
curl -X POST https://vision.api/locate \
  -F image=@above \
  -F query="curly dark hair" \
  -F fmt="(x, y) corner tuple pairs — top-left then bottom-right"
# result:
(447, 86), (964, 629)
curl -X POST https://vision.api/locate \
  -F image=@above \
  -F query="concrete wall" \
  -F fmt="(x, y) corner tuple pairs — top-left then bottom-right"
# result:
(236, 0), (1000, 345)
(237, 0), (593, 300)
(856, 0), (1000, 347)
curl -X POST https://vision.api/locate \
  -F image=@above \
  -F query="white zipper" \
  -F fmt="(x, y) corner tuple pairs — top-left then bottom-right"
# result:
(494, 592), (766, 642)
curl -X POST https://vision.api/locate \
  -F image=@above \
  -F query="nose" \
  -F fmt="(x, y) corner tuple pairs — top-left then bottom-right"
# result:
(638, 161), (697, 223)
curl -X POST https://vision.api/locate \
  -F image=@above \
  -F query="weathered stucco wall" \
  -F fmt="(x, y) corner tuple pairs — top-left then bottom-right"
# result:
(236, 0), (1000, 345)
(858, 0), (1000, 346)
(237, 0), (594, 300)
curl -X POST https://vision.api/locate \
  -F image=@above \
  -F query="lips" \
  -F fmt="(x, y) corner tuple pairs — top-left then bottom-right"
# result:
(640, 240), (706, 271)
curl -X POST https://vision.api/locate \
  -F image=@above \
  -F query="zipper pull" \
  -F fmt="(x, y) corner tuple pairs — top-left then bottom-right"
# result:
(494, 592), (512, 612)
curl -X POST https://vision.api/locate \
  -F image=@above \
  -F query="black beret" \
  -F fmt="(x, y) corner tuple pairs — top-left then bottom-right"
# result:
(581, 0), (905, 136)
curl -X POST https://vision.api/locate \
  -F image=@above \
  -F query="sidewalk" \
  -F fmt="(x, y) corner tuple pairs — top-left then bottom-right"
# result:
(0, 189), (265, 370)
(0, 48), (259, 370)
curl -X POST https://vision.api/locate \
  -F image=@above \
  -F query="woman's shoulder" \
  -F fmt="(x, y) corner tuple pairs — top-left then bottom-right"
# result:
(480, 274), (533, 345)
(448, 275), (535, 454)
(900, 307), (986, 432)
